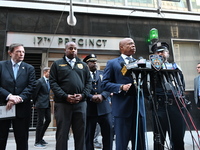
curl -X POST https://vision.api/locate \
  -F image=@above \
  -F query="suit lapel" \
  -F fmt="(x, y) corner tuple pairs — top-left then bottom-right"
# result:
(118, 56), (125, 66)
(6, 60), (15, 79)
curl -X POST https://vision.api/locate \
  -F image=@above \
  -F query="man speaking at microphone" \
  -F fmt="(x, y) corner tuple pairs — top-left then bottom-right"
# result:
(102, 38), (146, 150)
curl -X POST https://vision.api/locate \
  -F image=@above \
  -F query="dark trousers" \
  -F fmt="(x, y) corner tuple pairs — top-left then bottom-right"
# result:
(86, 113), (113, 150)
(54, 102), (86, 150)
(153, 104), (186, 150)
(114, 114), (146, 150)
(35, 108), (51, 144)
(0, 116), (30, 150)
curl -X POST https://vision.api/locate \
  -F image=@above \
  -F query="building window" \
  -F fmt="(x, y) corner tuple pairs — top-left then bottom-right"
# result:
(191, 0), (200, 12)
(172, 41), (200, 91)
(127, 0), (155, 8)
(89, 0), (123, 5)
(162, 0), (188, 11)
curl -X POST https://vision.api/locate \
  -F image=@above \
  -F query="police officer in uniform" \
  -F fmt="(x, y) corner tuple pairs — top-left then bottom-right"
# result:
(149, 42), (186, 150)
(83, 54), (113, 150)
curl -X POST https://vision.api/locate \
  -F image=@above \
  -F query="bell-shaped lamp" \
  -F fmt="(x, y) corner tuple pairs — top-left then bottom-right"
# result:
(67, 0), (77, 26)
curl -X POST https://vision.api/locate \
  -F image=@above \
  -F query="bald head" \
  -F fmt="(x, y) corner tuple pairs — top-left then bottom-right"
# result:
(119, 38), (136, 56)
(119, 38), (133, 47)
(65, 41), (76, 48)
(65, 41), (77, 59)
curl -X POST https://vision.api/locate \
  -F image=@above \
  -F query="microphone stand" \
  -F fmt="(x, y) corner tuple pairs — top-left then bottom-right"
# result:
(134, 73), (141, 150)
(169, 72), (200, 148)
(148, 72), (163, 150)
(130, 70), (147, 150)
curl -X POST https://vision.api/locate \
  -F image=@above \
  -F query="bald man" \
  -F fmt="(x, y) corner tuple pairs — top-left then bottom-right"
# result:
(102, 38), (146, 150)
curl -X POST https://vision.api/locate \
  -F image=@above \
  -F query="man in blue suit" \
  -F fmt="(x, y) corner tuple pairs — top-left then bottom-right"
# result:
(83, 54), (113, 150)
(33, 67), (51, 148)
(0, 43), (36, 150)
(102, 38), (146, 150)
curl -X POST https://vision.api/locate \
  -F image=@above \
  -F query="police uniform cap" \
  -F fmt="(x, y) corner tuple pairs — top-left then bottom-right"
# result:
(83, 54), (97, 62)
(151, 42), (169, 53)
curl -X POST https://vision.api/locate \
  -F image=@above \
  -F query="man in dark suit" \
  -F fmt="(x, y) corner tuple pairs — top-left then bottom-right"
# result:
(194, 62), (200, 109)
(33, 67), (51, 148)
(83, 54), (113, 150)
(0, 43), (36, 150)
(102, 38), (146, 150)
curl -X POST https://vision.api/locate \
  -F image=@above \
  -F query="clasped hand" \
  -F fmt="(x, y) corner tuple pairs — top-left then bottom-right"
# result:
(67, 94), (82, 104)
(91, 94), (103, 103)
(6, 95), (23, 110)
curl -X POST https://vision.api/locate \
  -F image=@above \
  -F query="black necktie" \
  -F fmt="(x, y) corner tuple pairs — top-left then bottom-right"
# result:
(46, 79), (50, 90)
(92, 72), (96, 81)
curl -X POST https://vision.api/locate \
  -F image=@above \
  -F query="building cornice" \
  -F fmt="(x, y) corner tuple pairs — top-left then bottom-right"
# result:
(0, 0), (200, 21)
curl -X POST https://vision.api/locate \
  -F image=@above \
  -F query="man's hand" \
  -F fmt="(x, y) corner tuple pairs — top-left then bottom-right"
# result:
(67, 94), (82, 104)
(6, 100), (15, 110)
(91, 94), (103, 103)
(121, 83), (132, 92)
(8, 95), (23, 104)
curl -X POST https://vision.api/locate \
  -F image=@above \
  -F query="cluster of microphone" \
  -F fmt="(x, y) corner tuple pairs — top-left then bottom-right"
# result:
(121, 56), (178, 76)
(121, 56), (186, 96)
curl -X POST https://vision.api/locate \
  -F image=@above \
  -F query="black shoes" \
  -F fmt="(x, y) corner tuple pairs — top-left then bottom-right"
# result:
(41, 139), (48, 145)
(34, 139), (48, 149)
(34, 143), (46, 149)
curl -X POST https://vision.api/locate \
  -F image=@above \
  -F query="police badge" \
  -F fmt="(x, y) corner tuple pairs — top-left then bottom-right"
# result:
(149, 54), (164, 71)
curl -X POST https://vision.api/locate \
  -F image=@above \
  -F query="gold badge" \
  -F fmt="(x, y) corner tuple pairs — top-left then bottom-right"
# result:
(77, 64), (83, 69)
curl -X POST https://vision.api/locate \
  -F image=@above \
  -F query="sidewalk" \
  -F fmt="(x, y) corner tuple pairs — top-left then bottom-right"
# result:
(6, 130), (199, 149)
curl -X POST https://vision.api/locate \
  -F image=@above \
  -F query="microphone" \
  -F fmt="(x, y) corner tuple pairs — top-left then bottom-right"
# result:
(163, 74), (172, 91)
(162, 62), (178, 70)
(137, 56), (151, 69)
(147, 73), (150, 90)
(177, 72), (184, 92)
(137, 57), (146, 68)
(138, 56), (144, 60)
(169, 73), (179, 95)
(169, 74), (176, 87)
(121, 61), (138, 76)
(138, 73), (141, 86)
(131, 72), (137, 88)
(172, 73), (182, 95)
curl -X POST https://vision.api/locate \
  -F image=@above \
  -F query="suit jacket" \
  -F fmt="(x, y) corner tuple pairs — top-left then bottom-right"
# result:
(194, 75), (200, 107)
(102, 56), (145, 118)
(0, 60), (36, 118)
(86, 70), (111, 116)
(33, 77), (50, 109)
